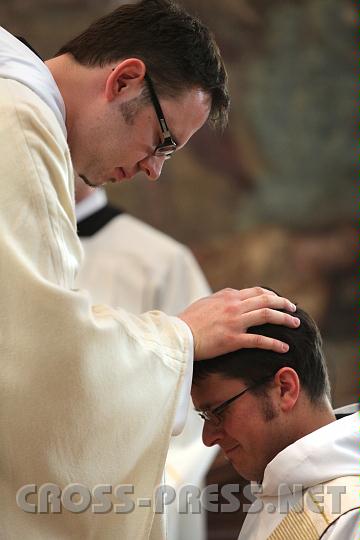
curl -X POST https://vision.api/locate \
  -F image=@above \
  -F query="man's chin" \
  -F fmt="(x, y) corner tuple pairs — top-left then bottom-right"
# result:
(79, 174), (99, 188)
(231, 461), (264, 484)
(224, 453), (261, 482)
(79, 173), (120, 187)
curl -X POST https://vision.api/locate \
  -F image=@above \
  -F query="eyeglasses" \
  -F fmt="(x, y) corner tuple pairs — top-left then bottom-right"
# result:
(197, 377), (273, 427)
(144, 73), (177, 160)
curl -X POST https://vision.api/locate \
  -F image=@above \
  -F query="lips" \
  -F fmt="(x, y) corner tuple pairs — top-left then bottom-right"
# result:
(114, 167), (126, 181)
(224, 444), (241, 459)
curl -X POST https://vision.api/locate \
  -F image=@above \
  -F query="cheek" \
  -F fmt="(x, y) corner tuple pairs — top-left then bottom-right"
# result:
(222, 415), (245, 444)
(225, 409), (266, 447)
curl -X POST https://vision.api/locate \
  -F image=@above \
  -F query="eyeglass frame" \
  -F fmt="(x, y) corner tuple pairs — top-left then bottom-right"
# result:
(197, 376), (273, 427)
(144, 73), (177, 159)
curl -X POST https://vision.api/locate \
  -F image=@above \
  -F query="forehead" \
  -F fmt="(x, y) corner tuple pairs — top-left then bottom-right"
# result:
(191, 373), (246, 411)
(161, 88), (211, 149)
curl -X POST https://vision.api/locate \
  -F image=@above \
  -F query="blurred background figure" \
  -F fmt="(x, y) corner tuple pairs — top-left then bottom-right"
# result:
(75, 181), (211, 315)
(75, 180), (217, 540)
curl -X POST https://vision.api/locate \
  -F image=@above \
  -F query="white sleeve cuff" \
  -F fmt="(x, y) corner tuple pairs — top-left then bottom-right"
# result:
(171, 320), (194, 436)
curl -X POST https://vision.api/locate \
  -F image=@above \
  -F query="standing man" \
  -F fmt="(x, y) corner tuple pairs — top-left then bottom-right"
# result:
(0, 1), (299, 538)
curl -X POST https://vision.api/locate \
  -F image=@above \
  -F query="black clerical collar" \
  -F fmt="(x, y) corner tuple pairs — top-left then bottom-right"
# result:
(77, 204), (123, 237)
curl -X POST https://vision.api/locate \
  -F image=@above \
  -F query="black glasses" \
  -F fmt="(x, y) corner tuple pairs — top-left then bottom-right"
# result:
(144, 73), (177, 160)
(197, 377), (273, 427)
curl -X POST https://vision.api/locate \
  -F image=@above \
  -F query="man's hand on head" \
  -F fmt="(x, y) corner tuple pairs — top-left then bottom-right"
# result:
(178, 287), (299, 361)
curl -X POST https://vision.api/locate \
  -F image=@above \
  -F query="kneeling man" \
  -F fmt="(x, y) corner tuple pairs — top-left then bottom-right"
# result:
(192, 300), (359, 539)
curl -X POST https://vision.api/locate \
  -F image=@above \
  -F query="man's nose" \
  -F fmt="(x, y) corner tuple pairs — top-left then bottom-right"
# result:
(139, 155), (165, 181)
(202, 421), (223, 447)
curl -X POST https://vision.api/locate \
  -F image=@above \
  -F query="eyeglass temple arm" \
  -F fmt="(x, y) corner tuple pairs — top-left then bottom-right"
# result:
(144, 73), (170, 132)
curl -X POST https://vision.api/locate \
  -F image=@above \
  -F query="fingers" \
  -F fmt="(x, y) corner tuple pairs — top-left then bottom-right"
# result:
(231, 286), (277, 301)
(236, 333), (291, 353)
(214, 287), (296, 314)
(181, 286), (300, 360)
(240, 307), (300, 330)
(215, 286), (276, 302)
(239, 293), (297, 315)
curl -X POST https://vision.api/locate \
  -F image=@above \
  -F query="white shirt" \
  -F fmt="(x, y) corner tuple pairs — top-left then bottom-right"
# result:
(239, 413), (360, 539)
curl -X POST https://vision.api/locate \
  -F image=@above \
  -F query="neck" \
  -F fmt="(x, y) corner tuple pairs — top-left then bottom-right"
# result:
(45, 55), (76, 137)
(282, 397), (336, 449)
(75, 177), (97, 203)
(45, 55), (104, 142)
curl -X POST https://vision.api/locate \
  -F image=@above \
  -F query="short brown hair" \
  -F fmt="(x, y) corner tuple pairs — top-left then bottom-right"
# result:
(55, 0), (229, 130)
(193, 303), (331, 404)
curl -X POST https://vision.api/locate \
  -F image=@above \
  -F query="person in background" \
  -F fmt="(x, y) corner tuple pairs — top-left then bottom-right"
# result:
(75, 182), (211, 315)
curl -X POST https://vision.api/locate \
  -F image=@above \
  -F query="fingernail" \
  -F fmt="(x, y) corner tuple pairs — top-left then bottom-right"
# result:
(282, 343), (289, 352)
(290, 303), (297, 312)
(294, 317), (300, 327)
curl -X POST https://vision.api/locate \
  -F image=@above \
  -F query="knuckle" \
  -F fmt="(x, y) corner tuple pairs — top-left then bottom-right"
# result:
(224, 287), (237, 299)
(261, 307), (272, 322)
(254, 334), (263, 347)
(224, 302), (238, 318)
(217, 288), (234, 300)
(253, 286), (264, 295)
(259, 293), (271, 308)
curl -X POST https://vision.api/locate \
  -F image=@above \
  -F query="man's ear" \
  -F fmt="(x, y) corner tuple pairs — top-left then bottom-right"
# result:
(273, 367), (300, 413)
(104, 58), (146, 102)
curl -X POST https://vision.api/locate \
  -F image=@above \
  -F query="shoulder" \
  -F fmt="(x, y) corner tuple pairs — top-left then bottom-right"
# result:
(100, 214), (191, 257)
(0, 78), (67, 148)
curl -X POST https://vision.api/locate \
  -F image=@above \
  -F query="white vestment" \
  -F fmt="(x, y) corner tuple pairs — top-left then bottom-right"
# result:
(0, 26), (194, 540)
(76, 190), (218, 540)
(239, 413), (360, 539)
(76, 190), (211, 316)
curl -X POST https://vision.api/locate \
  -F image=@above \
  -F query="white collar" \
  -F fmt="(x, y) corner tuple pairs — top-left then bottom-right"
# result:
(75, 189), (108, 222)
(0, 27), (67, 136)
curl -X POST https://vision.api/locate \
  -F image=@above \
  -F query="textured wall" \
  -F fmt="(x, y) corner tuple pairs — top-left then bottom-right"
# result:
(1, 0), (356, 409)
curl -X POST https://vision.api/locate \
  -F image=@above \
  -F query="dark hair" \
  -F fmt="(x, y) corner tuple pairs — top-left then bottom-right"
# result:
(193, 304), (331, 404)
(55, 0), (229, 131)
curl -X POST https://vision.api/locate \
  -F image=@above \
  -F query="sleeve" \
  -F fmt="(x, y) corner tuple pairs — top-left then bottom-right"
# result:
(159, 245), (210, 434)
(0, 78), (191, 534)
(321, 509), (360, 539)
(171, 322), (194, 435)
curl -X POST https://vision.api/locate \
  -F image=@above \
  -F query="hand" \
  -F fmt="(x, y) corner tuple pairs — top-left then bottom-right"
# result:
(178, 287), (299, 361)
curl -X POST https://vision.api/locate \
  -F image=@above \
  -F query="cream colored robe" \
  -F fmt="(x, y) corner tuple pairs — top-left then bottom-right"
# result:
(0, 75), (190, 539)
